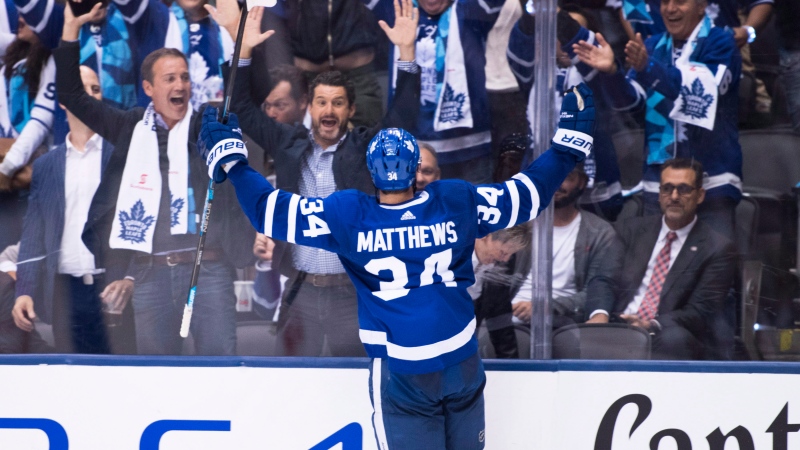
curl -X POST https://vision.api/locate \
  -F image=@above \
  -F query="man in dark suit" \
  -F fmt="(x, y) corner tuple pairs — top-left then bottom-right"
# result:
(216, 0), (420, 356)
(12, 66), (115, 354)
(54, 6), (254, 355)
(585, 158), (736, 359)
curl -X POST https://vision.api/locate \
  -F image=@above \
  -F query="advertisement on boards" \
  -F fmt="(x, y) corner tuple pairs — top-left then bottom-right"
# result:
(0, 361), (800, 449)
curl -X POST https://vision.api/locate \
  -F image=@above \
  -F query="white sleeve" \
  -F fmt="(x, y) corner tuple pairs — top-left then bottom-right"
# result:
(164, 11), (182, 50)
(0, 56), (55, 176)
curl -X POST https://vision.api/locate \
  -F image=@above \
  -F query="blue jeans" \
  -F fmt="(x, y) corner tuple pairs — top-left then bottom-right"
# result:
(131, 260), (236, 355)
(780, 49), (800, 133)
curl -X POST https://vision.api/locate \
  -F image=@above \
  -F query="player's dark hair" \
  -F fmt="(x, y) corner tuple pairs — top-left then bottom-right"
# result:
(141, 48), (187, 84)
(309, 71), (355, 107)
(4, 33), (50, 103)
(489, 223), (532, 249)
(268, 64), (308, 101)
(661, 158), (704, 189)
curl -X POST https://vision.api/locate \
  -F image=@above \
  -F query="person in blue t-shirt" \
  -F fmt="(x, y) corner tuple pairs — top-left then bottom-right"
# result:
(198, 76), (595, 447)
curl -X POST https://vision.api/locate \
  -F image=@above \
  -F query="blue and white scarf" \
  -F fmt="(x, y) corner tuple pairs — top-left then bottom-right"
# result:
(110, 103), (193, 253)
(80, 6), (137, 110)
(644, 15), (718, 165)
(171, 3), (232, 110)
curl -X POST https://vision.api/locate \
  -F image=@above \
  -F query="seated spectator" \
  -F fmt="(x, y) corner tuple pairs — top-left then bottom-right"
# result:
(0, 16), (62, 190)
(416, 143), (441, 190)
(510, 165), (620, 329)
(585, 159), (735, 360)
(0, 243), (52, 353)
(471, 224), (532, 358)
(13, 65), (112, 354)
(17, 0), (182, 110)
(56, 9), (254, 356)
(261, 64), (308, 126)
(367, 0), (504, 183)
(507, 7), (624, 220)
(573, 0), (742, 241)
(173, 0), (235, 110)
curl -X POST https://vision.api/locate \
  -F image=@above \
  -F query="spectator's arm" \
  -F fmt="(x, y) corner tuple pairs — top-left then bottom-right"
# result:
(14, 160), (47, 299)
(633, 30), (739, 107)
(12, 0), (64, 49)
(54, 40), (134, 146)
(507, 14), (536, 95)
(582, 225), (623, 321)
(377, 0), (420, 132)
(0, 55), (57, 177)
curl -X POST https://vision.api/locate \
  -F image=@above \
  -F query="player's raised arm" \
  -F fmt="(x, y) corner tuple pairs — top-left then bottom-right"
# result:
(197, 108), (342, 253)
(474, 83), (595, 237)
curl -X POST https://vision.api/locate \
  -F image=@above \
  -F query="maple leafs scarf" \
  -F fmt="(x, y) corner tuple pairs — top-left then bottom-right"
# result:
(645, 15), (717, 165)
(109, 103), (192, 253)
(431, 2), (472, 131)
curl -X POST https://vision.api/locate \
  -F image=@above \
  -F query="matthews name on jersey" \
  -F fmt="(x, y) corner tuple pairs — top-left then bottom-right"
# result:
(228, 148), (575, 374)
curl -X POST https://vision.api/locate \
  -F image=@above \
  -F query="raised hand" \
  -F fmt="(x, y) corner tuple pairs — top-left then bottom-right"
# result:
(198, 107), (249, 183)
(552, 82), (595, 161)
(573, 32), (618, 74)
(624, 32), (649, 73)
(63, 2), (106, 41)
(378, 0), (419, 62)
(206, 1), (275, 59)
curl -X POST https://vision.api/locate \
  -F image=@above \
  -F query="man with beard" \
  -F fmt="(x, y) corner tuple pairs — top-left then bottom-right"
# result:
(585, 159), (735, 359)
(509, 166), (620, 329)
(218, 0), (421, 356)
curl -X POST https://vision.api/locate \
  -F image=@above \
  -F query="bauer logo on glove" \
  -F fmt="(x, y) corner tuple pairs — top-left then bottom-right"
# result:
(198, 107), (249, 183)
(552, 82), (595, 161)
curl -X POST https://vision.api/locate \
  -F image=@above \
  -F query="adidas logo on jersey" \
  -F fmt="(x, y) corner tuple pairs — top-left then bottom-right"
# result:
(400, 211), (416, 221)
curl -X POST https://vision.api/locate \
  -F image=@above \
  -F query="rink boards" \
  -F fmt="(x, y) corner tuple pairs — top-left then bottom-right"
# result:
(0, 356), (799, 449)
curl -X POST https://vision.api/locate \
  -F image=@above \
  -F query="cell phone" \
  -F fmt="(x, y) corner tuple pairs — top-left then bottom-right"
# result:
(68, 0), (109, 18)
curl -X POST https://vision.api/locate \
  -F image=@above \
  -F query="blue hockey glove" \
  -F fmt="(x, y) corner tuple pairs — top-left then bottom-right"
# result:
(552, 82), (595, 161)
(198, 107), (248, 183)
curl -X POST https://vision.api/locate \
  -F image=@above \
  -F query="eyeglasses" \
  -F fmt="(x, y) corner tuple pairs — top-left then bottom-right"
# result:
(659, 183), (696, 196)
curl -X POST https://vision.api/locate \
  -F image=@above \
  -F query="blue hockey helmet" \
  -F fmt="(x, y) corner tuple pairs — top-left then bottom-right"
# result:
(366, 128), (421, 191)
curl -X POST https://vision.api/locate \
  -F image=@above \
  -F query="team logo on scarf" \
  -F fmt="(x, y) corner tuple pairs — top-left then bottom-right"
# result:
(118, 200), (155, 244)
(679, 79), (714, 120)
(439, 84), (466, 123)
(170, 193), (185, 227)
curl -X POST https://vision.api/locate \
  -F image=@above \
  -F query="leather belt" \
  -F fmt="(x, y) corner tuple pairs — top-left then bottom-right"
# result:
(134, 249), (224, 267)
(301, 272), (351, 287)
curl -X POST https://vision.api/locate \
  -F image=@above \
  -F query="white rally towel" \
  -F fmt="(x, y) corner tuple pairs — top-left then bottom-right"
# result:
(109, 103), (193, 253)
(432, 2), (473, 132)
(668, 16), (718, 131)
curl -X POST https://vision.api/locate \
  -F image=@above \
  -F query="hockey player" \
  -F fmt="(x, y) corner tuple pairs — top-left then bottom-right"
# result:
(197, 84), (595, 449)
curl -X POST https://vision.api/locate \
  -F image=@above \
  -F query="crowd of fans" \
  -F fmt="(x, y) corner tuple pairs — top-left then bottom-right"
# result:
(0, 0), (797, 360)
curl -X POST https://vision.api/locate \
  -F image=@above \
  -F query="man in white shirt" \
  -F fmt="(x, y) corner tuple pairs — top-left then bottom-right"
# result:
(585, 158), (736, 359)
(511, 166), (620, 328)
(12, 66), (121, 353)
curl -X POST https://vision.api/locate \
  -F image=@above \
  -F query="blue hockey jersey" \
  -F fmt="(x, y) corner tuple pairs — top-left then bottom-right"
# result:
(228, 146), (576, 374)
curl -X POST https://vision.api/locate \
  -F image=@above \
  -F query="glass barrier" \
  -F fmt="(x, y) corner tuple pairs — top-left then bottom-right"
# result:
(0, 0), (797, 367)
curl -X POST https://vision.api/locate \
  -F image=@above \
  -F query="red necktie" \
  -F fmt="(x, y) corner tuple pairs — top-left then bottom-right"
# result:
(638, 231), (678, 321)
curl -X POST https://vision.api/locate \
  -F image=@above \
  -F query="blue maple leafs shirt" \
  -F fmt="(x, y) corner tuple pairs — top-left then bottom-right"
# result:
(227, 147), (576, 374)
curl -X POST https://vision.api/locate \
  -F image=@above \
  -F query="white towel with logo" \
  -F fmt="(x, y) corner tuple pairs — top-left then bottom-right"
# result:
(668, 18), (719, 131)
(432, 2), (473, 131)
(109, 103), (192, 253)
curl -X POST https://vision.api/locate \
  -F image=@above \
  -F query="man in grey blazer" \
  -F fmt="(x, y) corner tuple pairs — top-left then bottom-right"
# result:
(510, 165), (620, 327)
(12, 66), (118, 353)
(585, 159), (736, 359)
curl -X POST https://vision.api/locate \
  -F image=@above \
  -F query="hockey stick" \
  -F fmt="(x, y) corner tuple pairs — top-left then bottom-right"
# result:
(180, 6), (250, 338)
